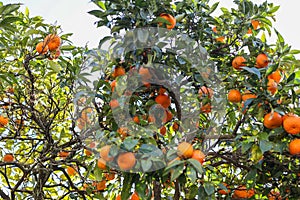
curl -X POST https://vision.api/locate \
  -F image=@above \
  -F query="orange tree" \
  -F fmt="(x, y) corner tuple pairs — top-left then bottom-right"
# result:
(1, 0), (300, 200)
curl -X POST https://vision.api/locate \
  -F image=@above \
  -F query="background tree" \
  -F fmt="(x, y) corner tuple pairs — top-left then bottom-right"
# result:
(0, 0), (300, 200)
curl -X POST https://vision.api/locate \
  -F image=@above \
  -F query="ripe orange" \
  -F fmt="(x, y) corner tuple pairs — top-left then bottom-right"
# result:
(3, 154), (14, 162)
(172, 122), (179, 131)
(48, 49), (61, 60)
(58, 151), (69, 158)
(256, 54), (269, 68)
(158, 87), (166, 95)
(247, 28), (252, 34)
(44, 34), (61, 51)
(228, 89), (242, 103)
(97, 158), (107, 170)
(200, 103), (212, 113)
(191, 150), (205, 165)
(0, 116), (9, 128)
(112, 66), (126, 78)
(263, 112), (282, 129)
(36, 42), (48, 54)
(84, 149), (92, 156)
(100, 145), (114, 161)
(242, 91), (257, 101)
(117, 152), (136, 171)
(133, 115), (140, 124)
(251, 20), (259, 30)
(155, 94), (171, 108)
(67, 166), (77, 176)
(164, 110), (173, 122)
(216, 36), (225, 43)
(218, 183), (231, 195)
(289, 139), (300, 155)
(282, 113), (296, 122)
(139, 67), (152, 80)
(160, 126), (167, 135)
(177, 142), (193, 159)
(96, 180), (106, 191)
(212, 26), (218, 33)
(116, 194), (121, 200)
(117, 127), (129, 137)
(233, 186), (255, 199)
(198, 86), (213, 98)
(130, 191), (140, 200)
(111, 80), (117, 92)
(267, 190), (282, 200)
(267, 79), (278, 95)
(109, 99), (119, 108)
(268, 70), (281, 83)
(232, 56), (246, 70)
(159, 13), (176, 29)
(105, 173), (116, 181)
(283, 116), (300, 135)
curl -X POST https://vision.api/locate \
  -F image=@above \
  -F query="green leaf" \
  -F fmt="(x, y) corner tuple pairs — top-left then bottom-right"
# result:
(94, 166), (103, 181)
(186, 184), (198, 199)
(242, 67), (261, 79)
(170, 164), (184, 181)
(287, 72), (295, 83)
(275, 29), (284, 45)
(289, 50), (300, 54)
(203, 182), (215, 196)
(269, 5), (280, 13)
(60, 45), (76, 51)
(259, 140), (273, 153)
(187, 159), (204, 174)
(141, 159), (152, 172)
(122, 137), (139, 151)
(208, 2), (219, 14)
(187, 166), (197, 183)
(245, 169), (257, 181)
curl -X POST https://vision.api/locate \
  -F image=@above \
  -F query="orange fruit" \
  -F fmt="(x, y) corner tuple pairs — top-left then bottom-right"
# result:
(251, 20), (259, 30)
(48, 49), (61, 60)
(158, 87), (166, 95)
(216, 36), (225, 43)
(111, 80), (116, 92)
(97, 158), (107, 170)
(191, 150), (205, 165)
(139, 67), (152, 80)
(263, 112), (282, 129)
(289, 139), (300, 155)
(96, 180), (106, 191)
(232, 56), (246, 70)
(84, 149), (92, 156)
(155, 94), (171, 108)
(3, 154), (14, 162)
(117, 127), (129, 137)
(100, 145), (114, 161)
(67, 166), (77, 176)
(247, 28), (252, 34)
(116, 195), (121, 200)
(164, 110), (173, 123)
(200, 103), (212, 113)
(105, 173), (116, 180)
(133, 115), (140, 124)
(109, 99), (119, 108)
(283, 116), (300, 135)
(177, 142), (193, 159)
(242, 91), (257, 101)
(212, 26), (218, 33)
(160, 126), (167, 135)
(112, 66), (126, 78)
(130, 191), (140, 200)
(268, 190), (282, 200)
(267, 79), (278, 95)
(44, 34), (61, 51)
(58, 151), (69, 158)
(159, 13), (176, 29)
(117, 152), (136, 171)
(0, 116), (9, 128)
(256, 53), (269, 68)
(198, 86), (213, 98)
(268, 70), (281, 83)
(172, 122), (179, 131)
(218, 183), (231, 195)
(36, 42), (48, 54)
(228, 89), (242, 103)
(282, 113), (296, 122)
(233, 186), (255, 199)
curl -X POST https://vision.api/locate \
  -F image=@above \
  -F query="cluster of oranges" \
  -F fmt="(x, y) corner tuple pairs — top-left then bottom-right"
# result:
(0, 115), (9, 128)
(175, 142), (205, 165)
(115, 191), (139, 200)
(35, 34), (61, 60)
(217, 183), (255, 198)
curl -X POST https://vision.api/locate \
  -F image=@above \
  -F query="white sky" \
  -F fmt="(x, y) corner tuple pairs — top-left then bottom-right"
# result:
(2, 0), (300, 53)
